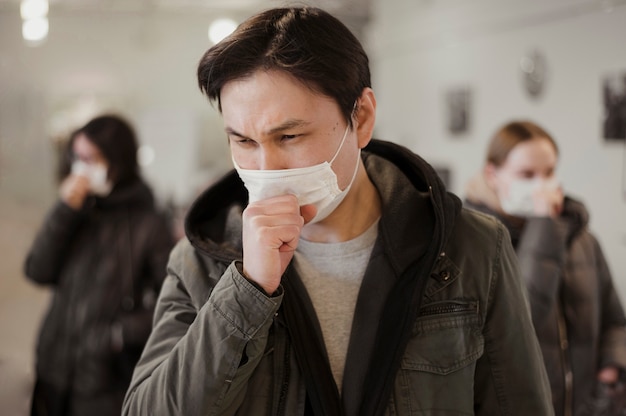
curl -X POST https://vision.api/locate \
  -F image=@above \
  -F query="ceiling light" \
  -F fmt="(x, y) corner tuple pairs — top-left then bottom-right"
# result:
(22, 17), (48, 42)
(20, 0), (48, 20)
(137, 145), (156, 167)
(208, 18), (237, 45)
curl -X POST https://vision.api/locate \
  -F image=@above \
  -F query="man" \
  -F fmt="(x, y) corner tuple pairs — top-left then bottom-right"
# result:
(123, 7), (553, 415)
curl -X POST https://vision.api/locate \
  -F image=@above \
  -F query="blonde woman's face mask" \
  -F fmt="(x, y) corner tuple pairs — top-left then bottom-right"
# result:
(490, 138), (560, 217)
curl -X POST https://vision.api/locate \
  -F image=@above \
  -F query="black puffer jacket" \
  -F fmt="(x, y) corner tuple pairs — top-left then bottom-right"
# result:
(465, 175), (626, 416)
(25, 179), (174, 414)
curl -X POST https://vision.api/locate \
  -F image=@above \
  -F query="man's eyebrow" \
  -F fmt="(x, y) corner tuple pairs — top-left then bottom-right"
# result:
(225, 119), (312, 140)
(266, 119), (311, 135)
(225, 127), (249, 139)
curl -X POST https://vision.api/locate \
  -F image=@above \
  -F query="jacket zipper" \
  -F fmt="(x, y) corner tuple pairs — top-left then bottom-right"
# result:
(557, 303), (573, 416)
(275, 316), (290, 416)
(419, 301), (478, 317)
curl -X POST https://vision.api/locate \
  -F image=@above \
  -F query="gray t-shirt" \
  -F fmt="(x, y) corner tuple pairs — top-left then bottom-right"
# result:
(293, 219), (379, 392)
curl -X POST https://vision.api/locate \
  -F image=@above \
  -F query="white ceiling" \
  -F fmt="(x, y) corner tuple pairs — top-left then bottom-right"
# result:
(0, 0), (371, 18)
(0, 0), (372, 38)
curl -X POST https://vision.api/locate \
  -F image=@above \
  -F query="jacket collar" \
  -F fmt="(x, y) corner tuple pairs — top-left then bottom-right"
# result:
(84, 178), (155, 211)
(464, 195), (589, 248)
(349, 140), (461, 416)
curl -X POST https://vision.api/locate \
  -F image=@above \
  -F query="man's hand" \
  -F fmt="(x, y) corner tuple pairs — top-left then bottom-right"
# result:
(242, 194), (316, 295)
(60, 174), (90, 210)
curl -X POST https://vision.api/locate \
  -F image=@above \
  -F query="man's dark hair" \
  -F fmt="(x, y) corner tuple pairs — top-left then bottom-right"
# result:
(197, 7), (371, 128)
(67, 114), (140, 186)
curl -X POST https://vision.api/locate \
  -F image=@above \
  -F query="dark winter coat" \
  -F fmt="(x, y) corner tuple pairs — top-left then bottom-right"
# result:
(25, 179), (174, 415)
(465, 175), (626, 416)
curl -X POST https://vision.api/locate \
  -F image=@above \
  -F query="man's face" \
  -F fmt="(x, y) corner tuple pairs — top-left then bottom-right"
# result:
(220, 69), (359, 191)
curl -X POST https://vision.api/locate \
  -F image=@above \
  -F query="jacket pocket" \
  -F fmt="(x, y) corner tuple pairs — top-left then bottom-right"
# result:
(391, 300), (484, 415)
(403, 299), (483, 375)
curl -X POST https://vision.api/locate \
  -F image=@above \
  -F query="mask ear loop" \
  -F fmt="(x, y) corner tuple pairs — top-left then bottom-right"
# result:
(344, 146), (361, 190)
(329, 125), (351, 165)
(329, 100), (359, 165)
(332, 101), (361, 192)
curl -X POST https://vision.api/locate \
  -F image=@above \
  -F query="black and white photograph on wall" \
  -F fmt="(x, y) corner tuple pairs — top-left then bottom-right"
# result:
(445, 86), (471, 135)
(603, 71), (626, 141)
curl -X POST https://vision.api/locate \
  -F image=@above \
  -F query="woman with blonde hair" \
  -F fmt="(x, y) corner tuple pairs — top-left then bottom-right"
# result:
(465, 120), (626, 415)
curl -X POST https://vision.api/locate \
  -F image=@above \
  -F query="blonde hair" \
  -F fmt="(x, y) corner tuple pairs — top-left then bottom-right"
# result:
(487, 120), (559, 167)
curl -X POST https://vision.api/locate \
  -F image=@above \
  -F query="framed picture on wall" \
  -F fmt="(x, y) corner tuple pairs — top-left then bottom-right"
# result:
(445, 86), (471, 136)
(602, 71), (626, 141)
(520, 49), (548, 100)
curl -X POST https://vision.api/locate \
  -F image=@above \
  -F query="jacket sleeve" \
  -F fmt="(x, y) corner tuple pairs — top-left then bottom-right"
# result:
(122, 242), (282, 416)
(117, 214), (175, 349)
(23, 201), (84, 285)
(593, 235), (626, 370)
(515, 217), (568, 323)
(474, 222), (554, 415)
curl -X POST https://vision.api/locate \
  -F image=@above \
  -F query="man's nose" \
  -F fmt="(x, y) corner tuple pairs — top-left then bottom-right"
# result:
(258, 148), (287, 170)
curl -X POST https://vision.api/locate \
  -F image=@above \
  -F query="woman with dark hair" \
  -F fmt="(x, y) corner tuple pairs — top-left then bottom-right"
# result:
(465, 120), (626, 416)
(24, 114), (175, 416)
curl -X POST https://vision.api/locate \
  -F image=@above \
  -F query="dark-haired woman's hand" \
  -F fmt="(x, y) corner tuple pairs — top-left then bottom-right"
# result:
(60, 173), (90, 210)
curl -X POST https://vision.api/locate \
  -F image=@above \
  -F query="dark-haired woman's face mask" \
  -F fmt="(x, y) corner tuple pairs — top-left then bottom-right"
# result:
(71, 160), (112, 196)
(72, 133), (113, 196)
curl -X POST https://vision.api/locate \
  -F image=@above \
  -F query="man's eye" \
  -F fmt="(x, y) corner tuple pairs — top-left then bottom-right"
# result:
(232, 138), (254, 146)
(281, 134), (298, 140)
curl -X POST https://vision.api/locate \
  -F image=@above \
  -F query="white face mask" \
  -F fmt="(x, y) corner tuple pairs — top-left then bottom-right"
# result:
(499, 177), (559, 217)
(72, 160), (113, 197)
(233, 124), (360, 224)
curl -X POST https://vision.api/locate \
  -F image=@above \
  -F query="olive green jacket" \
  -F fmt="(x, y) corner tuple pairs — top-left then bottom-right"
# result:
(123, 140), (553, 415)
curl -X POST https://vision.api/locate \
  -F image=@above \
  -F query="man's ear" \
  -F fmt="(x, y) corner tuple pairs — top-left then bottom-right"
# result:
(354, 88), (376, 149)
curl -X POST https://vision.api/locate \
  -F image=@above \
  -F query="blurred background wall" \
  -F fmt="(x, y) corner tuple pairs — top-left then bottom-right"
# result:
(1, 0), (625, 413)
(370, 0), (626, 295)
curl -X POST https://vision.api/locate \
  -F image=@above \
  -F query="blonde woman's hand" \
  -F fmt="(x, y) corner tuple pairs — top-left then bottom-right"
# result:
(533, 183), (564, 218)
(598, 366), (620, 384)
